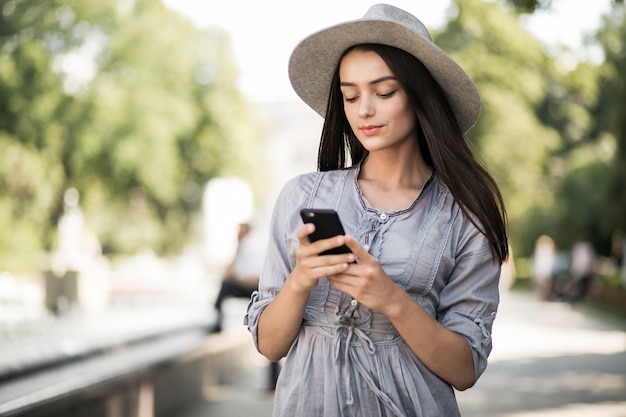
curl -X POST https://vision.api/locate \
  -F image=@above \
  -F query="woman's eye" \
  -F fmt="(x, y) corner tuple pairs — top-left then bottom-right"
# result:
(344, 96), (358, 103)
(379, 90), (397, 98)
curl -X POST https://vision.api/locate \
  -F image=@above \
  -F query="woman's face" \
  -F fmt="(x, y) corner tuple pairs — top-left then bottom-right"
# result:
(339, 49), (418, 154)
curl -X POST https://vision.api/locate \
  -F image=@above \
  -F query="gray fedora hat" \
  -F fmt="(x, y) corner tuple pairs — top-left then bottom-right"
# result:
(288, 3), (480, 133)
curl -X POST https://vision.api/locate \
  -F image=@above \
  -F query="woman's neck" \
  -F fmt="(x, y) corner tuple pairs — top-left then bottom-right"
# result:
(357, 154), (432, 211)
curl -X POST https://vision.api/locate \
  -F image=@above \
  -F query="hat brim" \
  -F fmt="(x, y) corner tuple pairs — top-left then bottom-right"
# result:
(288, 19), (480, 133)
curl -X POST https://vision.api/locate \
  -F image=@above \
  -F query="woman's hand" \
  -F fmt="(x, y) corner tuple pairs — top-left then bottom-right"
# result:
(258, 224), (356, 362)
(326, 235), (399, 314)
(291, 223), (357, 293)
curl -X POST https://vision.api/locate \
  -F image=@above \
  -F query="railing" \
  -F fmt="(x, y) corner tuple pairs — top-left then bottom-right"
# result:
(0, 322), (252, 417)
(0, 255), (253, 417)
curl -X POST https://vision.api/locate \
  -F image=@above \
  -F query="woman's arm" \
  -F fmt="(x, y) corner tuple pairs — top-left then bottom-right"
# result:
(383, 287), (475, 390)
(328, 235), (484, 390)
(257, 225), (356, 362)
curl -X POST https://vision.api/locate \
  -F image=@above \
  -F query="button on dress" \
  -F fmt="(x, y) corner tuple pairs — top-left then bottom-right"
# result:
(246, 165), (500, 417)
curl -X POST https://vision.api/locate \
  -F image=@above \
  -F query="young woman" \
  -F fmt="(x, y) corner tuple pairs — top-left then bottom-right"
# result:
(246, 4), (508, 416)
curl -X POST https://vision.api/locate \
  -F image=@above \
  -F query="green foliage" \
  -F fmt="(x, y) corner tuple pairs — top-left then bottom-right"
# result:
(529, 4), (626, 256)
(2, 0), (625, 273)
(0, 0), (259, 271)
(594, 5), (626, 236)
(438, 0), (563, 256)
(502, 0), (623, 14)
(436, 0), (626, 259)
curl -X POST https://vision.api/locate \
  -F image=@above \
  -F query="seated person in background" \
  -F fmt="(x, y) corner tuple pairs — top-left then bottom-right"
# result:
(213, 222), (265, 333)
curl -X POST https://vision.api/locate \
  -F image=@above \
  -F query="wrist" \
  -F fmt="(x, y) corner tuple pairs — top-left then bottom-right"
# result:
(285, 272), (316, 297)
(382, 286), (413, 320)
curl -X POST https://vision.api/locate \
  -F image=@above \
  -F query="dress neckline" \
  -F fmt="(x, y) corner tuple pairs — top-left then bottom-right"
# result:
(351, 163), (435, 219)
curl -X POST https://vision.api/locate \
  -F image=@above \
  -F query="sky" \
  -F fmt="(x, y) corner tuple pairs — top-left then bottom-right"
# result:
(162, 0), (612, 103)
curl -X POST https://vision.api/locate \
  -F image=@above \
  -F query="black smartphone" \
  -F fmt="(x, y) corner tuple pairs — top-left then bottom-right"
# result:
(299, 208), (351, 255)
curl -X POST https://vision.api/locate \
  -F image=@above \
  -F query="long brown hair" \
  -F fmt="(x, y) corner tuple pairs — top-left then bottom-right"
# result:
(318, 44), (509, 263)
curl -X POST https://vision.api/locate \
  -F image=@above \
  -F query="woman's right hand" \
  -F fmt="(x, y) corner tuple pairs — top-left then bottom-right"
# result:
(289, 223), (356, 292)
(258, 223), (356, 361)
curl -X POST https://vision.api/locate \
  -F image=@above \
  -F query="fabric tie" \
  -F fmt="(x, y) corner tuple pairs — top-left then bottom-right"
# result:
(307, 302), (407, 417)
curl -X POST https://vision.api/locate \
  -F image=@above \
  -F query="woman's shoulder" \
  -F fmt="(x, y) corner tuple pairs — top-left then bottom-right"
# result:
(282, 169), (355, 192)
(274, 171), (321, 207)
(275, 168), (355, 211)
(429, 173), (489, 246)
(280, 171), (318, 193)
(428, 173), (473, 226)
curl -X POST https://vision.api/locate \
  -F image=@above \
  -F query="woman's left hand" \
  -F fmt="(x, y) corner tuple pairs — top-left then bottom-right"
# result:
(326, 235), (399, 314)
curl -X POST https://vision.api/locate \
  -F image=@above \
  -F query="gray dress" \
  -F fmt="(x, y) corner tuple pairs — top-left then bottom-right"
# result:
(245, 165), (500, 417)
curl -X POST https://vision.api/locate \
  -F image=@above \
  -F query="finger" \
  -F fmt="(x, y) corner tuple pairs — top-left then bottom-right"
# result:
(310, 235), (352, 256)
(343, 235), (371, 260)
(321, 262), (352, 277)
(323, 251), (357, 265)
(297, 223), (315, 243)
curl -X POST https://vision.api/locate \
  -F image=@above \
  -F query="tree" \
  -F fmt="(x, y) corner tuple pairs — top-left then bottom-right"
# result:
(0, 0), (259, 271)
(75, 0), (259, 255)
(503, 0), (623, 14)
(0, 0), (117, 269)
(436, 0), (566, 256)
(594, 5), (626, 238)
(500, 0), (626, 255)
(434, 0), (625, 259)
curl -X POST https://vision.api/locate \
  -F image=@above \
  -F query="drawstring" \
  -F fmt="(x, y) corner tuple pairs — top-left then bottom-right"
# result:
(334, 302), (362, 405)
(330, 303), (404, 416)
(343, 326), (355, 405)
(340, 324), (377, 405)
(333, 323), (404, 417)
(474, 316), (492, 343)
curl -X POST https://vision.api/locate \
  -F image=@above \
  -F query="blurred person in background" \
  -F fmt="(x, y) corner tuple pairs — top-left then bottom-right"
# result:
(213, 222), (264, 333)
(568, 232), (595, 300)
(622, 237), (626, 290)
(611, 230), (626, 289)
(532, 235), (556, 300)
(213, 221), (280, 390)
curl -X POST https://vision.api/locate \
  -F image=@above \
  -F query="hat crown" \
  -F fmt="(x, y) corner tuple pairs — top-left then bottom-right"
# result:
(288, 4), (480, 132)
(362, 4), (433, 42)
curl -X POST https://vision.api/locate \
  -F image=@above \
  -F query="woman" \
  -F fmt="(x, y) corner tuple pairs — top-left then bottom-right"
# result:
(246, 4), (508, 416)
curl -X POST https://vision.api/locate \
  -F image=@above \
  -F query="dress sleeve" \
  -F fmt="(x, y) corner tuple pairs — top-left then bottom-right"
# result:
(437, 219), (501, 382)
(244, 175), (308, 351)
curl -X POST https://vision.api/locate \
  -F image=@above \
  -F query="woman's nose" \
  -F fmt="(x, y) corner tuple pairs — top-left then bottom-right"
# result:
(358, 96), (375, 118)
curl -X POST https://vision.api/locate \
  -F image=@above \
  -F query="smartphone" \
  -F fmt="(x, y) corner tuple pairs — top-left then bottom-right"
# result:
(299, 208), (351, 255)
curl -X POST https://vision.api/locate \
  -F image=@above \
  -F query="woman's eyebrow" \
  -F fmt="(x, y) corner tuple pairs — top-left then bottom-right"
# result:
(340, 75), (397, 87)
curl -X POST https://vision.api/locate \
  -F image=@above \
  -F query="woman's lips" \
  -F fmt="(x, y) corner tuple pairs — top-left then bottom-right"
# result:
(361, 125), (381, 136)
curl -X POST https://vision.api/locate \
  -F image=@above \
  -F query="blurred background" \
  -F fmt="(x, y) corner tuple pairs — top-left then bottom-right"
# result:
(2, 0), (625, 325)
(0, 0), (625, 416)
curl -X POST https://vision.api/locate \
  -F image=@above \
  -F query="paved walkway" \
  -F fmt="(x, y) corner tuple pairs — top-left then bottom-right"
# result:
(178, 291), (626, 417)
(178, 299), (275, 417)
(457, 291), (626, 417)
